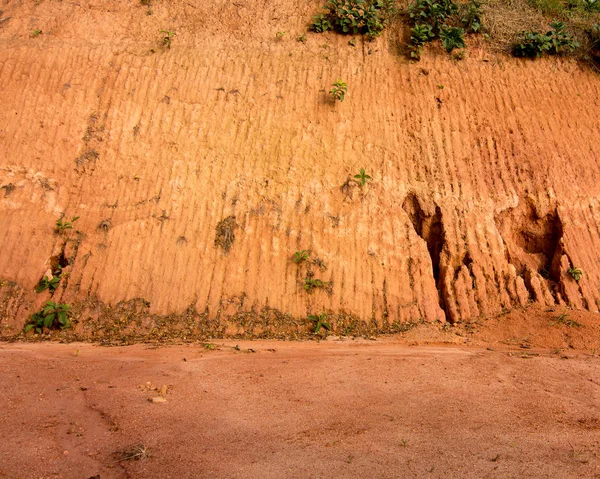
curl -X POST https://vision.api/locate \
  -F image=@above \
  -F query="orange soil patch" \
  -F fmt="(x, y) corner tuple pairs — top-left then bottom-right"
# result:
(0, 342), (599, 478)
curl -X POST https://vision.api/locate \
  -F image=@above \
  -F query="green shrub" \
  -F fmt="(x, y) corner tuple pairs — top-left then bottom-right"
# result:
(409, 0), (458, 32)
(513, 21), (579, 58)
(410, 23), (435, 58)
(311, 0), (397, 37)
(440, 25), (465, 52)
(24, 302), (71, 333)
(460, 0), (483, 33)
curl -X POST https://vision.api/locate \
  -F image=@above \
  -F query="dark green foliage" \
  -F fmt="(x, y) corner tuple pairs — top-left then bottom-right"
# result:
(311, 0), (397, 37)
(407, 0), (482, 60)
(24, 302), (71, 334)
(460, 0), (483, 33)
(409, 0), (458, 32)
(35, 266), (62, 293)
(513, 21), (580, 58)
(440, 25), (465, 52)
(582, 0), (600, 12)
(410, 23), (435, 58)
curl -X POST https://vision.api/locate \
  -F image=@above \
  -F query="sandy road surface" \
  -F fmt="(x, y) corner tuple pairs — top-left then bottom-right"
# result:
(0, 341), (598, 478)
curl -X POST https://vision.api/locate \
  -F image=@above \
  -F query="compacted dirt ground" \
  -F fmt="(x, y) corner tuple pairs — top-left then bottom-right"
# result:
(0, 340), (599, 479)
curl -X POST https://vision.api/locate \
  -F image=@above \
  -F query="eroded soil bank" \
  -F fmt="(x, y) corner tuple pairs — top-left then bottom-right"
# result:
(2, 1), (600, 336)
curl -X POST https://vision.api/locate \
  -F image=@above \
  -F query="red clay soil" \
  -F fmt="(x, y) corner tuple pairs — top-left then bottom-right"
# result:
(0, 341), (599, 479)
(2, 1), (600, 338)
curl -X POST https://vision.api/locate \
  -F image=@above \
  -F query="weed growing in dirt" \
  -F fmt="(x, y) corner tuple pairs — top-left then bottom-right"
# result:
(56, 216), (79, 233)
(567, 267), (583, 281)
(513, 21), (579, 58)
(160, 30), (175, 49)
(25, 301), (71, 333)
(309, 312), (331, 333)
(354, 168), (372, 186)
(330, 79), (348, 102)
(36, 266), (62, 293)
(304, 277), (329, 291)
(117, 444), (151, 461)
(203, 342), (217, 350)
(297, 33), (307, 42)
(32, 29), (42, 37)
(294, 250), (310, 264)
(311, 0), (397, 38)
(275, 31), (285, 39)
(550, 312), (582, 328)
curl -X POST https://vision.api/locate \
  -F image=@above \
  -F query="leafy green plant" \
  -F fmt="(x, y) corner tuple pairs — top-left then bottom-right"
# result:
(567, 267), (583, 281)
(330, 79), (348, 102)
(56, 216), (79, 233)
(409, 0), (458, 32)
(311, 0), (396, 38)
(410, 23), (435, 58)
(309, 312), (331, 333)
(354, 168), (372, 186)
(36, 267), (62, 293)
(513, 21), (579, 58)
(24, 302), (71, 333)
(294, 250), (310, 264)
(440, 25), (465, 52)
(32, 29), (42, 37)
(304, 277), (329, 291)
(460, 0), (483, 33)
(160, 30), (175, 48)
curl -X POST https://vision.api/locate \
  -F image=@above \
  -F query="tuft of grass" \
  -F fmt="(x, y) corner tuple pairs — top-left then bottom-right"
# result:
(550, 312), (583, 328)
(117, 444), (151, 461)
(567, 266), (583, 282)
(56, 216), (79, 233)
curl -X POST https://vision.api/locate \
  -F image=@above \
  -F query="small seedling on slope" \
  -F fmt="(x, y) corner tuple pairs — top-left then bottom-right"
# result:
(567, 267), (583, 282)
(304, 277), (328, 291)
(32, 29), (42, 37)
(354, 168), (371, 186)
(24, 301), (71, 333)
(330, 79), (347, 102)
(294, 250), (310, 264)
(309, 313), (330, 334)
(160, 30), (175, 48)
(56, 216), (79, 233)
(275, 31), (285, 39)
(297, 34), (307, 43)
(36, 273), (61, 293)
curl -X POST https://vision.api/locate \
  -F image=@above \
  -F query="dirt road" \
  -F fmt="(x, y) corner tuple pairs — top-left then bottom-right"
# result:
(1, 341), (598, 478)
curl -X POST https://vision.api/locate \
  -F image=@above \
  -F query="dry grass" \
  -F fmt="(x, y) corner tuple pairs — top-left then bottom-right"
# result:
(116, 444), (151, 461)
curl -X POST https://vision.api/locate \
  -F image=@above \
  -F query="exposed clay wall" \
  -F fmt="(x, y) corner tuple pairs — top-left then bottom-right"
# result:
(1, 1), (600, 336)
